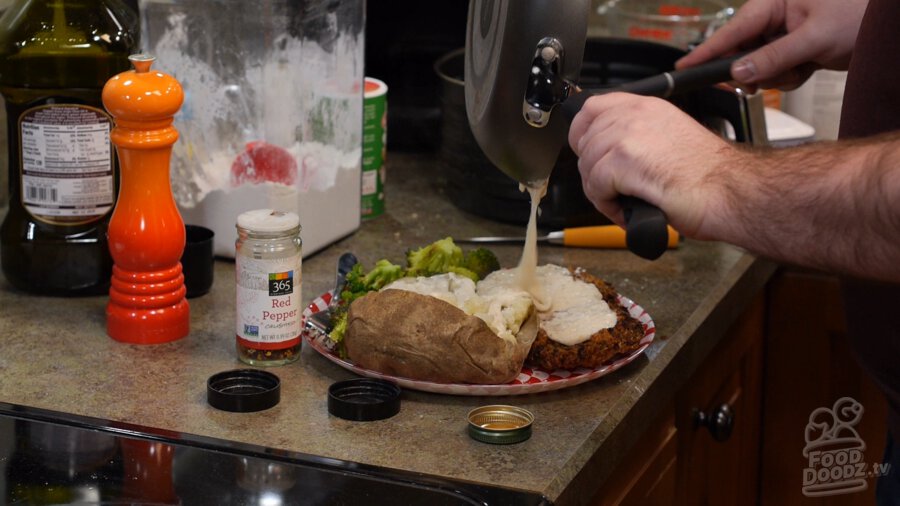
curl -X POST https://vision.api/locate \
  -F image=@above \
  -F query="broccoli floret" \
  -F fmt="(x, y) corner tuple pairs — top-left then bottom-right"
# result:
(463, 247), (501, 280)
(340, 260), (404, 304)
(340, 263), (369, 304)
(406, 237), (464, 277)
(447, 266), (479, 282)
(328, 307), (350, 358)
(363, 259), (405, 290)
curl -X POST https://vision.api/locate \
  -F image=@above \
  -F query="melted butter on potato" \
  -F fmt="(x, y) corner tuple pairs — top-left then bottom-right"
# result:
(479, 264), (617, 346)
(384, 273), (532, 345)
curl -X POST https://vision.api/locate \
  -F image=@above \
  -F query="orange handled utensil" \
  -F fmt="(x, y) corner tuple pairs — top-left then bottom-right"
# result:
(459, 225), (680, 249)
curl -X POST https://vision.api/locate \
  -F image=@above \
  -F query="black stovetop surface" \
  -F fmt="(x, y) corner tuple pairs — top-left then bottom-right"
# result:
(0, 403), (549, 505)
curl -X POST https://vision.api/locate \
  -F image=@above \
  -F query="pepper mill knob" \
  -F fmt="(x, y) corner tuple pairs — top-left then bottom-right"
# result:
(103, 54), (189, 344)
(102, 54), (184, 124)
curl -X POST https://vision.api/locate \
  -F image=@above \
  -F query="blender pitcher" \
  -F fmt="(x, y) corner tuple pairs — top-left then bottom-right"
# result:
(138, 0), (365, 258)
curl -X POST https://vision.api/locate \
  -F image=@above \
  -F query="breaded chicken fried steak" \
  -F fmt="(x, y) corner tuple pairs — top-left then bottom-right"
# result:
(527, 269), (645, 370)
(478, 265), (645, 372)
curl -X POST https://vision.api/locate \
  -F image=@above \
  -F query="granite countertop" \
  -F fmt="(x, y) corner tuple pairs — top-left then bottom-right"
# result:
(0, 153), (776, 505)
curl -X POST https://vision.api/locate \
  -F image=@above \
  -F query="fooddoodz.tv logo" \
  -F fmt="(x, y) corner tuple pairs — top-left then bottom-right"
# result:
(268, 271), (294, 296)
(802, 397), (892, 497)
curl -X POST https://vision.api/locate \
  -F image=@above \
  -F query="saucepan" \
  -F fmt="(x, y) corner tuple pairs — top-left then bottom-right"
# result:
(464, 0), (739, 260)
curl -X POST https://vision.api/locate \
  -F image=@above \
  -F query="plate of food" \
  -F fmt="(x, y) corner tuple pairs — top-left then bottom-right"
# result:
(301, 239), (655, 396)
(303, 292), (654, 395)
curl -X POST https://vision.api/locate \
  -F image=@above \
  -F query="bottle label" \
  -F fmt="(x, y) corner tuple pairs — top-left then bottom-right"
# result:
(236, 253), (302, 349)
(361, 77), (387, 219)
(18, 104), (115, 225)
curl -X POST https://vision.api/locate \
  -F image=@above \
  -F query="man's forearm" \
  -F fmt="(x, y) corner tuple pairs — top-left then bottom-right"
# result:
(714, 132), (900, 282)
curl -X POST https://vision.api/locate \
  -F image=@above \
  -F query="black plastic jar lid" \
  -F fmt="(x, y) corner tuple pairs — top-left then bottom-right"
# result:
(207, 369), (281, 412)
(328, 378), (401, 421)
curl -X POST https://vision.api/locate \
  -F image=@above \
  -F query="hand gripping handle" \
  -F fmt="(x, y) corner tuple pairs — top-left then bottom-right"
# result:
(561, 92), (669, 260)
(558, 55), (740, 260)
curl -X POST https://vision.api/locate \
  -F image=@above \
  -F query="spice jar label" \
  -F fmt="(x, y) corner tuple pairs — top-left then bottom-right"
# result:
(236, 254), (302, 349)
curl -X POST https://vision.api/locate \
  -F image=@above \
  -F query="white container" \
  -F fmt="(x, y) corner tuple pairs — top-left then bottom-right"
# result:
(783, 70), (847, 141)
(139, 0), (365, 258)
(764, 108), (816, 148)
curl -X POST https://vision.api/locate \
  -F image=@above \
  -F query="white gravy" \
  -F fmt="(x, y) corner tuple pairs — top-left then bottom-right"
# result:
(497, 179), (618, 346)
(480, 265), (617, 346)
(516, 181), (549, 311)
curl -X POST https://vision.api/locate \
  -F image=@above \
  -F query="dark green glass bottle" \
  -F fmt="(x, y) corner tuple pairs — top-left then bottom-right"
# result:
(0, 0), (139, 295)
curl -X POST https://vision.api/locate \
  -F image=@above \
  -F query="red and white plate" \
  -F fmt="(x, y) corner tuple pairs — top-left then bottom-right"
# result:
(302, 291), (655, 396)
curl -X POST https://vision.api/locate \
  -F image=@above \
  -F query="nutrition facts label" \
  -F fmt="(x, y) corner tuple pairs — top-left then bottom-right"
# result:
(19, 104), (114, 223)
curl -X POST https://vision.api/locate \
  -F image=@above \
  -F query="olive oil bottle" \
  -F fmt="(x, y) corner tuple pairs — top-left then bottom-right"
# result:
(0, 0), (139, 295)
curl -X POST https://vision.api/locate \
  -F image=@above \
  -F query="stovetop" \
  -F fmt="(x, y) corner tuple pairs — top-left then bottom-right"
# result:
(0, 403), (549, 505)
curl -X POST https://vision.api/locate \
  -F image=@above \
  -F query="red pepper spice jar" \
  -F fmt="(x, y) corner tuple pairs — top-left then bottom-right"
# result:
(235, 209), (302, 366)
(101, 54), (189, 344)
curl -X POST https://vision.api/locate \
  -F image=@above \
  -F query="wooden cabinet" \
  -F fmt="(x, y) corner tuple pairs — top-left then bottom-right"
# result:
(674, 293), (763, 505)
(591, 406), (678, 506)
(592, 269), (890, 505)
(592, 295), (765, 505)
(759, 269), (888, 505)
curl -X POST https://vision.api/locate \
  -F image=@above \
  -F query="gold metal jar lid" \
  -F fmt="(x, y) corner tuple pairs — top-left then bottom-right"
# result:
(467, 405), (534, 445)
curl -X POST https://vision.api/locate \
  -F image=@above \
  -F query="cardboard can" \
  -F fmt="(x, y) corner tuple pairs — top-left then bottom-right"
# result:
(362, 77), (387, 219)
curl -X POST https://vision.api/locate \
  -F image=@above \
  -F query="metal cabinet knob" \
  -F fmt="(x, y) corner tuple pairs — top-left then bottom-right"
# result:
(693, 403), (735, 442)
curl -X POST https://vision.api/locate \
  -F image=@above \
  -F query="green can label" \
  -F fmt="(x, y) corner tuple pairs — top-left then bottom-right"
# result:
(362, 77), (387, 219)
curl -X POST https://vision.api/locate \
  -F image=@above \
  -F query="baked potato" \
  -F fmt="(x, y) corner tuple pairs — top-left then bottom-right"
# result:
(344, 274), (538, 384)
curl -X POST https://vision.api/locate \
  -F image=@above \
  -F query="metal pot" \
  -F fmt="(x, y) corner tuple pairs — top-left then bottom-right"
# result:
(435, 37), (765, 229)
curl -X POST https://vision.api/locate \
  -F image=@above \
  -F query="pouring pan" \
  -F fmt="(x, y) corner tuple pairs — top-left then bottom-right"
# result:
(464, 0), (739, 260)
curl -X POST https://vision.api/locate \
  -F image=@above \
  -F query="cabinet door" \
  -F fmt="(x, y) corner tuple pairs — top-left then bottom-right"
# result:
(590, 408), (678, 506)
(760, 269), (888, 505)
(675, 295), (764, 505)
(592, 295), (765, 505)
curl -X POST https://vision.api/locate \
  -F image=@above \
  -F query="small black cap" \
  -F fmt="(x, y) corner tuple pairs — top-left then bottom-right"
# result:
(328, 378), (401, 421)
(207, 369), (281, 412)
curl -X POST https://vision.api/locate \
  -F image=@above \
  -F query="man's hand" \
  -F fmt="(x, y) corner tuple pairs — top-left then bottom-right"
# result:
(569, 92), (900, 282)
(676, 0), (868, 90)
(568, 93), (742, 240)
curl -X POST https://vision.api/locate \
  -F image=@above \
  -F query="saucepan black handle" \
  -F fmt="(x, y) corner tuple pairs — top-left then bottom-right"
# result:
(559, 54), (741, 119)
(559, 54), (740, 260)
(616, 53), (740, 97)
(619, 196), (670, 261)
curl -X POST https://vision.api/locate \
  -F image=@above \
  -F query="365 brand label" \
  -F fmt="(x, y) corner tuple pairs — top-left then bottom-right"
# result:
(268, 271), (293, 296)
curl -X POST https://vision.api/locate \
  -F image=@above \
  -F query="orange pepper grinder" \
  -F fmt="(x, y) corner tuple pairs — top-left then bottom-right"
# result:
(102, 54), (189, 344)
